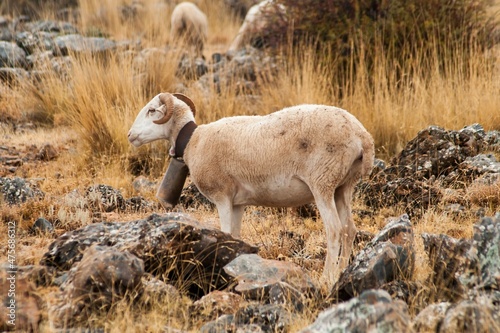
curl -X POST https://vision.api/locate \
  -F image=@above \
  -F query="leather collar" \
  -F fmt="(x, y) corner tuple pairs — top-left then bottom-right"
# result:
(174, 121), (197, 159)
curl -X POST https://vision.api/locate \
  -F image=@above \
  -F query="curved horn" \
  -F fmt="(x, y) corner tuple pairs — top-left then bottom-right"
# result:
(173, 93), (196, 118)
(153, 93), (174, 125)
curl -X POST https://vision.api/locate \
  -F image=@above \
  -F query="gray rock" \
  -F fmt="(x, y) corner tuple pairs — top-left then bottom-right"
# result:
(176, 54), (208, 80)
(132, 175), (156, 193)
(125, 196), (153, 212)
(190, 291), (243, 321)
(439, 300), (499, 333)
(50, 245), (144, 328)
(15, 31), (56, 54)
(412, 302), (451, 332)
(200, 314), (235, 333)
(31, 217), (55, 235)
(459, 215), (500, 291)
(0, 177), (45, 205)
(223, 253), (317, 303)
(0, 67), (28, 83)
(85, 184), (126, 212)
(65, 245), (144, 300)
(140, 275), (181, 308)
(53, 34), (116, 57)
(234, 304), (290, 332)
(179, 182), (216, 210)
(330, 214), (415, 302)
(301, 289), (413, 333)
(0, 41), (26, 68)
(26, 20), (78, 34)
(421, 233), (471, 302)
(461, 153), (500, 176)
(40, 213), (258, 297)
(36, 143), (58, 161)
(361, 123), (492, 213)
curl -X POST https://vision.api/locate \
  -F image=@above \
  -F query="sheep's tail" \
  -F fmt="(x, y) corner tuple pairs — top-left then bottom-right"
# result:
(360, 136), (375, 178)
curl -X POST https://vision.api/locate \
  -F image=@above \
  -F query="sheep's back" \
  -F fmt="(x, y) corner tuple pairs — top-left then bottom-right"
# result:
(185, 104), (370, 180)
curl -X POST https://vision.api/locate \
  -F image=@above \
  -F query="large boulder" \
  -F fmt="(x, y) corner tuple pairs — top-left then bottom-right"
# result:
(40, 213), (258, 297)
(49, 245), (144, 328)
(330, 214), (415, 302)
(0, 41), (26, 68)
(301, 290), (413, 333)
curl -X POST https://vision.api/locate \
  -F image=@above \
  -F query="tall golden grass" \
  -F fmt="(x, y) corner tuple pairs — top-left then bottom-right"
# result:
(5, 0), (495, 171)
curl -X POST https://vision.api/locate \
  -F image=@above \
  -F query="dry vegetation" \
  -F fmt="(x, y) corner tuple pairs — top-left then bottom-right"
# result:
(0, 0), (499, 331)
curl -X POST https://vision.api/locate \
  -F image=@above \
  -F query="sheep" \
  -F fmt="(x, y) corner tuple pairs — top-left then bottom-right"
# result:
(228, 0), (286, 51)
(128, 93), (375, 284)
(170, 2), (208, 56)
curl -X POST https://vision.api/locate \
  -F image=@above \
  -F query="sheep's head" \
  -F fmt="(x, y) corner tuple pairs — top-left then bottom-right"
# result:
(127, 93), (196, 147)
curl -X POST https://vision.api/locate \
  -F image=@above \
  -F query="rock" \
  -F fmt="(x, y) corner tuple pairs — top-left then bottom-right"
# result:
(421, 233), (471, 302)
(200, 314), (235, 333)
(361, 175), (442, 215)
(36, 143), (58, 161)
(459, 215), (500, 292)
(0, 67), (28, 83)
(40, 213), (258, 297)
(176, 54), (208, 80)
(85, 184), (126, 212)
(301, 289), (413, 333)
(0, 41), (27, 68)
(53, 34), (116, 57)
(412, 302), (451, 332)
(125, 196), (153, 212)
(50, 245), (144, 328)
(179, 182), (215, 210)
(0, 273), (43, 332)
(379, 280), (422, 305)
(140, 274), (182, 308)
(65, 245), (144, 301)
(223, 253), (317, 303)
(190, 291), (243, 321)
(360, 124), (492, 213)
(0, 177), (45, 205)
(330, 214), (415, 302)
(15, 31), (56, 55)
(31, 217), (55, 235)
(201, 304), (291, 333)
(234, 304), (290, 332)
(132, 175), (156, 193)
(439, 300), (499, 333)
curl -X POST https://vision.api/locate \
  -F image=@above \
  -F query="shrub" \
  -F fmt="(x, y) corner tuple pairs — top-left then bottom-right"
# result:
(270, 0), (498, 78)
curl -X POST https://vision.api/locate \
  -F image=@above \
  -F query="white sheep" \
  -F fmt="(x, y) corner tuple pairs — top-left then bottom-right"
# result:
(228, 0), (286, 51)
(170, 2), (208, 56)
(128, 93), (375, 284)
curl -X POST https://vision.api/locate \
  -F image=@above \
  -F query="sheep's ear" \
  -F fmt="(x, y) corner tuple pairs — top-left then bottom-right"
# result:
(154, 93), (174, 124)
(173, 93), (196, 118)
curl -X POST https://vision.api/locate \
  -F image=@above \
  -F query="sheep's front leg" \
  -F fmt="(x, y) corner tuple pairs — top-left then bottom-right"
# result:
(314, 193), (343, 286)
(216, 202), (245, 238)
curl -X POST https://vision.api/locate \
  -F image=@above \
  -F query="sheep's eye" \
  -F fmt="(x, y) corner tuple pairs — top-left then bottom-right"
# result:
(147, 108), (156, 114)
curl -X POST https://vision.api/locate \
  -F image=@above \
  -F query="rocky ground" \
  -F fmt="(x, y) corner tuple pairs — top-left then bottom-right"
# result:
(1, 121), (499, 332)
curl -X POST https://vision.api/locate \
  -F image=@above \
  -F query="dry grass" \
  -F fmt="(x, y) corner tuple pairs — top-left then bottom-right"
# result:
(0, 0), (499, 331)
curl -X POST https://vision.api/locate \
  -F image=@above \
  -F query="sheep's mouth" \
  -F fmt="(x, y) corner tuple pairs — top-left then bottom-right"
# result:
(128, 134), (141, 147)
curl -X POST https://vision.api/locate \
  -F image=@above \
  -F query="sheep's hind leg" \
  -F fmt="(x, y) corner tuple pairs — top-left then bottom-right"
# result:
(313, 191), (343, 286)
(216, 202), (245, 238)
(335, 183), (357, 273)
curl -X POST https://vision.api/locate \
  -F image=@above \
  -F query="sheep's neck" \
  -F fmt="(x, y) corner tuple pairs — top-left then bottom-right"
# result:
(172, 121), (197, 159)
